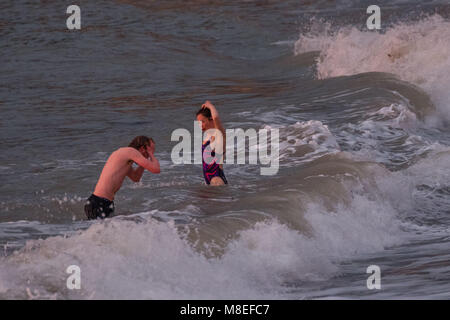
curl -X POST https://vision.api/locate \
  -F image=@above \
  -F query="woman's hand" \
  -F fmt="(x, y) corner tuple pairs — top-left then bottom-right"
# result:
(202, 100), (219, 119)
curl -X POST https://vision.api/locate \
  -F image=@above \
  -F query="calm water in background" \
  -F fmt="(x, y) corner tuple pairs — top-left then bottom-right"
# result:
(0, 0), (450, 299)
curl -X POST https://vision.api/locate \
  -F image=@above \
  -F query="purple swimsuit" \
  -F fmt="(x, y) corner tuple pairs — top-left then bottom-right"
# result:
(202, 139), (228, 185)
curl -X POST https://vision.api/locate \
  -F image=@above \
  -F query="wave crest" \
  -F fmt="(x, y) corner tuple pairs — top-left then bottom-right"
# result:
(295, 15), (450, 124)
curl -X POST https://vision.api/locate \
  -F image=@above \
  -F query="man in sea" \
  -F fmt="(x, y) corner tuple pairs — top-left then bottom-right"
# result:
(84, 136), (160, 219)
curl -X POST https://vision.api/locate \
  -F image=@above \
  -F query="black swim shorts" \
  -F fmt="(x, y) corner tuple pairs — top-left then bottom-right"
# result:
(84, 194), (115, 220)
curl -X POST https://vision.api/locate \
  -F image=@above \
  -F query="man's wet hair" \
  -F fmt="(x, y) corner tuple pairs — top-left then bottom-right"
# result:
(128, 136), (154, 150)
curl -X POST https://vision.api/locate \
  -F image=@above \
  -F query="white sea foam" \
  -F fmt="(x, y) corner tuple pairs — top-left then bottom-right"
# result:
(295, 15), (450, 124)
(369, 103), (418, 129)
(3, 143), (446, 299)
(270, 120), (340, 165)
(0, 162), (409, 299)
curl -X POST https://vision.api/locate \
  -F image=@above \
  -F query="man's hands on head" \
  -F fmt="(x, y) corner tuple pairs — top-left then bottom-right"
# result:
(144, 142), (155, 160)
(130, 147), (160, 174)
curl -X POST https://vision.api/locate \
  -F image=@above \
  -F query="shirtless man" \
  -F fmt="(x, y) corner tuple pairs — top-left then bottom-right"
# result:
(84, 136), (160, 219)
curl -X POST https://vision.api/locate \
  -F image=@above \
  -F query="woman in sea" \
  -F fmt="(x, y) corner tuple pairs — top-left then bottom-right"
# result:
(196, 101), (228, 186)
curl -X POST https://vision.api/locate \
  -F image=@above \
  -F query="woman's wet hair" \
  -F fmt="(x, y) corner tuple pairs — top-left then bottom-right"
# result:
(128, 136), (154, 150)
(196, 107), (212, 119)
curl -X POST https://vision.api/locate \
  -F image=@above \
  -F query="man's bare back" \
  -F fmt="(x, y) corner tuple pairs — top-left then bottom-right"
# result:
(85, 136), (160, 219)
(94, 147), (159, 200)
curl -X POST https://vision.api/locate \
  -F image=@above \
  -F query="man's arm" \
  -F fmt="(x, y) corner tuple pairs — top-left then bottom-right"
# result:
(128, 148), (161, 174)
(127, 165), (145, 182)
